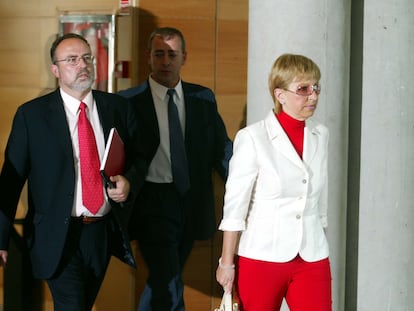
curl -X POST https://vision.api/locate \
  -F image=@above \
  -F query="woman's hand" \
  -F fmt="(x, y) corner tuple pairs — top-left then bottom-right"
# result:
(216, 258), (235, 293)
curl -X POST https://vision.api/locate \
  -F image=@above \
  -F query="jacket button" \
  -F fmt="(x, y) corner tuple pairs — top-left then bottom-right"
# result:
(302, 179), (307, 184)
(296, 215), (301, 219)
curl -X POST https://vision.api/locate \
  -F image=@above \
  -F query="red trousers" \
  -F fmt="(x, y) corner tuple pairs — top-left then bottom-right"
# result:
(235, 255), (332, 311)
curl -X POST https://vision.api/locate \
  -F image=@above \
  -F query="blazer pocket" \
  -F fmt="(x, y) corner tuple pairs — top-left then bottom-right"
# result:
(25, 213), (43, 250)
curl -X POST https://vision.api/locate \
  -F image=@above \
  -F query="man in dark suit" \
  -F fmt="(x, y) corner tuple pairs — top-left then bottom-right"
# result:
(118, 27), (233, 311)
(0, 33), (141, 311)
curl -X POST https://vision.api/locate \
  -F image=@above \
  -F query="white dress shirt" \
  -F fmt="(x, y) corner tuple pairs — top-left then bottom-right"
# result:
(145, 76), (186, 183)
(60, 89), (110, 217)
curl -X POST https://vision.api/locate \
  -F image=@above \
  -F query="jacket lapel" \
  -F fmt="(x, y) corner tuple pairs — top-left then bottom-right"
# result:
(93, 90), (112, 142)
(264, 111), (304, 169)
(265, 111), (321, 167)
(182, 82), (193, 143)
(46, 89), (74, 160)
(140, 85), (160, 139)
(303, 119), (320, 164)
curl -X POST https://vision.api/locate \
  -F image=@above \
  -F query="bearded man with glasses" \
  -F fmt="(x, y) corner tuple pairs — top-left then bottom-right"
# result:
(0, 33), (143, 311)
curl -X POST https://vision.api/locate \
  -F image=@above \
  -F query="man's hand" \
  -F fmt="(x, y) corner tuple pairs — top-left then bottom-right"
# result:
(106, 175), (130, 203)
(0, 250), (8, 267)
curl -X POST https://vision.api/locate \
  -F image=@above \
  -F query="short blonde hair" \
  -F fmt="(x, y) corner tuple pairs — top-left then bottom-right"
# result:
(269, 54), (321, 114)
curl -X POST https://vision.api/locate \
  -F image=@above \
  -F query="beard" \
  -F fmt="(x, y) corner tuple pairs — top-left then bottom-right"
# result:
(70, 69), (95, 92)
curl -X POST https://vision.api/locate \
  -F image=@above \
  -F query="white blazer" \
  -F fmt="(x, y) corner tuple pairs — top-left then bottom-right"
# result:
(219, 110), (329, 262)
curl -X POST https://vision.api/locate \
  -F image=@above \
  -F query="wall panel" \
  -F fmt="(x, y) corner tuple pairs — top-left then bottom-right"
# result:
(137, 0), (216, 18)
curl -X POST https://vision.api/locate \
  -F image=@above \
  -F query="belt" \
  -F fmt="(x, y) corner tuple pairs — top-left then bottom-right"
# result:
(71, 215), (108, 225)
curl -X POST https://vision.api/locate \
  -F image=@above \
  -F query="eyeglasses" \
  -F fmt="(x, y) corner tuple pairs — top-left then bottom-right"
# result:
(54, 55), (94, 66)
(284, 84), (321, 96)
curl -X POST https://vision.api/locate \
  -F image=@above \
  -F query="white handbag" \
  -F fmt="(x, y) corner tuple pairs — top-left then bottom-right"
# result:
(215, 292), (238, 311)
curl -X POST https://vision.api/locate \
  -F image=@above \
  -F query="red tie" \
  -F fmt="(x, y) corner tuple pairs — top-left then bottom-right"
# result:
(78, 102), (103, 214)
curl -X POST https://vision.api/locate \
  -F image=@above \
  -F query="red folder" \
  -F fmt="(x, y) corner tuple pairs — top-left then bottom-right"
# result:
(100, 128), (125, 188)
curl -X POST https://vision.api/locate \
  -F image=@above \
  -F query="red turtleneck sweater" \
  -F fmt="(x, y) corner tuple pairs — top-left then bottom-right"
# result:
(276, 111), (305, 159)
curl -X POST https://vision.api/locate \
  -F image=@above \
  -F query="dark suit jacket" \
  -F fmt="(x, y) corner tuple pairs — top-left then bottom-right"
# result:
(0, 89), (140, 279)
(119, 80), (233, 240)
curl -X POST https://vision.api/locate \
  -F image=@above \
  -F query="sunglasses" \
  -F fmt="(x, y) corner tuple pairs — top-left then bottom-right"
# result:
(284, 84), (321, 96)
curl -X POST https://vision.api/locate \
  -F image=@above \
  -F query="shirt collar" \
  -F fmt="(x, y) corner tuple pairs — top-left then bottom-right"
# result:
(148, 75), (183, 102)
(60, 88), (94, 115)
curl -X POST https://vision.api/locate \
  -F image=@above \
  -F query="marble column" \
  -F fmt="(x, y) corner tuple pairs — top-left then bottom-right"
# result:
(347, 0), (414, 310)
(248, 0), (414, 310)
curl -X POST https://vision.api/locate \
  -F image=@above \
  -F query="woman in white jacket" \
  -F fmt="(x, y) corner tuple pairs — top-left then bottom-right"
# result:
(216, 54), (331, 311)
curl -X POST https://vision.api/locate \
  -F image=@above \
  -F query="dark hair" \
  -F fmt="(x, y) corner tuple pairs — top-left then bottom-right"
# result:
(147, 27), (186, 53)
(50, 33), (90, 63)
